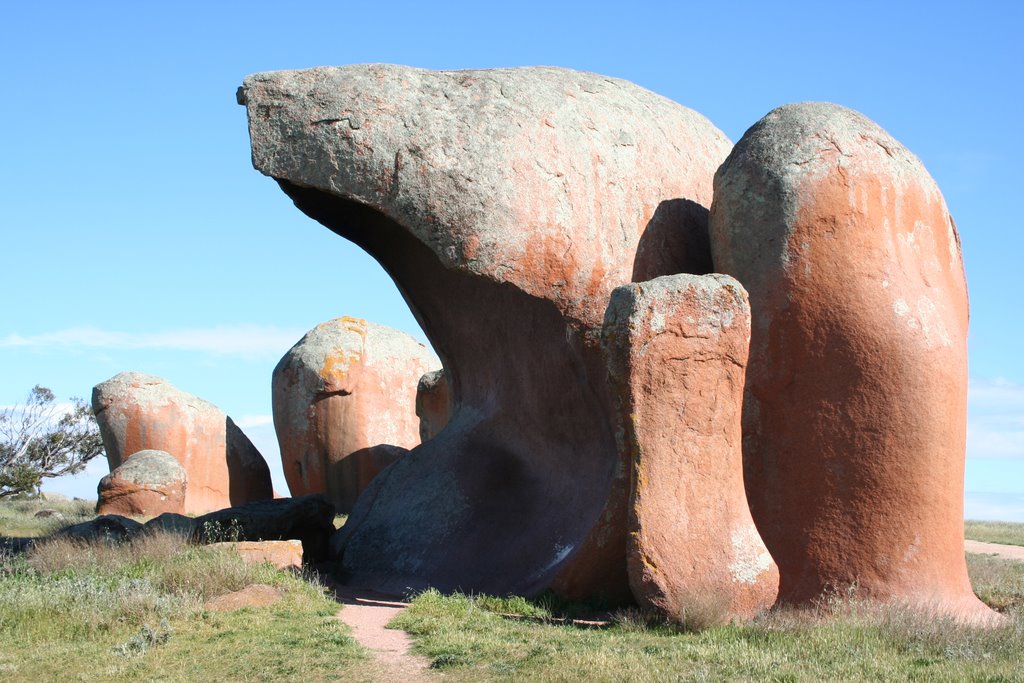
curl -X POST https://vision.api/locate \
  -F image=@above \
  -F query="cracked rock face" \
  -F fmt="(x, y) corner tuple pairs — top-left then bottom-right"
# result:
(709, 103), (994, 622)
(96, 449), (187, 517)
(603, 274), (779, 624)
(240, 64), (731, 598)
(92, 372), (273, 514)
(272, 317), (442, 514)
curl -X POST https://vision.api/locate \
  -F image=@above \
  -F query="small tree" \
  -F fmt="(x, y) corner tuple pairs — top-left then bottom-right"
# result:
(0, 386), (105, 498)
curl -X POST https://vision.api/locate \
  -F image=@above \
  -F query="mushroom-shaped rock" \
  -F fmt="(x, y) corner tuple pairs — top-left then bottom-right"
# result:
(96, 449), (187, 516)
(603, 274), (778, 624)
(415, 370), (452, 443)
(92, 372), (273, 514)
(240, 64), (731, 599)
(708, 103), (993, 622)
(272, 317), (441, 513)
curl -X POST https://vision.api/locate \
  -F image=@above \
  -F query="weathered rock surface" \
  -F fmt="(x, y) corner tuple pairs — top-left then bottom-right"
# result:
(603, 274), (778, 623)
(96, 449), (187, 516)
(273, 317), (441, 513)
(240, 64), (732, 599)
(92, 372), (273, 514)
(415, 370), (451, 442)
(709, 102), (992, 622)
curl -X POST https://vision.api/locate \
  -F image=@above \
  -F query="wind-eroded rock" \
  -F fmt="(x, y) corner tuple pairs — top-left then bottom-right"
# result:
(603, 274), (778, 623)
(240, 64), (731, 598)
(96, 449), (186, 516)
(273, 317), (441, 513)
(709, 102), (993, 622)
(92, 372), (273, 514)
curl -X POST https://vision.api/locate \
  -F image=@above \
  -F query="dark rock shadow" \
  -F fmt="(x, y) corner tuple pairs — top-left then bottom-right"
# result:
(632, 199), (713, 282)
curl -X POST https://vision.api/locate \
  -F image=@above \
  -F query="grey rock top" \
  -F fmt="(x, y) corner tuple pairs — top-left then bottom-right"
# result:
(239, 64), (732, 326)
(92, 371), (220, 416)
(275, 316), (440, 396)
(106, 449), (185, 486)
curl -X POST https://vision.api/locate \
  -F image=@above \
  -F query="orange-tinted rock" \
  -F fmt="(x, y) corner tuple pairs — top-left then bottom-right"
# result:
(272, 317), (441, 514)
(709, 103), (994, 622)
(209, 540), (304, 571)
(204, 584), (283, 612)
(92, 372), (273, 514)
(603, 274), (778, 624)
(415, 370), (451, 442)
(241, 65), (731, 599)
(96, 449), (187, 517)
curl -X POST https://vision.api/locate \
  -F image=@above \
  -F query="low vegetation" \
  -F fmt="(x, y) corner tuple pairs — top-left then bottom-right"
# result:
(966, 519), (1024, 547)
(0, 495), (94, 537)
(0, 509), (370, 682)
(394, 579), (1024, 681)
(2, 499), (1023, 681)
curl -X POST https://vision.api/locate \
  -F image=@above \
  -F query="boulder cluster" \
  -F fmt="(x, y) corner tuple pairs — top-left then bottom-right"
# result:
(92, 372), (273, 515)
(87, 63), (990, 626)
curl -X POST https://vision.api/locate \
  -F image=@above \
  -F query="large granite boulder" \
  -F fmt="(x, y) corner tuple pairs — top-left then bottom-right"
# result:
(240, 64), (732, 599)
(92, 372), (273, 514)
(709, 103), (993, 622)
(603, 274), (778, 624)
(96, 449), (187, 516)
(272, 317), (442, 513)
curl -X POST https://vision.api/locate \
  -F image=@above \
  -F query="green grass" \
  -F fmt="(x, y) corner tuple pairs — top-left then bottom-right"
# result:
(392, 584), (1024, 682)
(0, 530), (371, 682)
(0, 496), (95, 537)
(3, 499), (1024, 682)
(389, 557), (1024, 682)
(966, 520), (1024, 547)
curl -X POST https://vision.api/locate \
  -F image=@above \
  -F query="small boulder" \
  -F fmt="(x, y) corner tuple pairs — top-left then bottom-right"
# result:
(96, 449), (187, 516)
(33, 509), (65, 520)
(92, 372), (273, 514)
(273, 317), (441, 513)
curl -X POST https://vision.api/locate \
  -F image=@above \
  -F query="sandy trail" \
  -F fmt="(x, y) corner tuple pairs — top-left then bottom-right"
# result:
(965, 539), (1024, 562)
(331, 584), (432, 682)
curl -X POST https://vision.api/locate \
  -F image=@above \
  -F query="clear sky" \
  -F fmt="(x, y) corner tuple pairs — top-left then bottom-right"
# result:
(2, 1), (1021, 520)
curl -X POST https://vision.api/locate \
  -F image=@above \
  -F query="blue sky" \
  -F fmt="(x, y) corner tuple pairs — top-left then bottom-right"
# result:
(2, 2), (1021, 519)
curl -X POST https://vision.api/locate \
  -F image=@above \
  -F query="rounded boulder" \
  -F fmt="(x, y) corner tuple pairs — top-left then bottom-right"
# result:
(96, 449), (187, 516)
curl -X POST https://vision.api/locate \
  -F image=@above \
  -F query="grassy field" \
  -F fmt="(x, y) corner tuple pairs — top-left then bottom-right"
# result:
(2, 498), (1024, 682)
(966, 520), (1024, 547)
(0, 496), (96, 537)
(0, 529), (373, 682)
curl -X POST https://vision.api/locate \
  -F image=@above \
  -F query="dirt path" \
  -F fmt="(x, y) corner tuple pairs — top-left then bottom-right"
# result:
(331, 584), (432, 682)
(965, 539), (1024, 562)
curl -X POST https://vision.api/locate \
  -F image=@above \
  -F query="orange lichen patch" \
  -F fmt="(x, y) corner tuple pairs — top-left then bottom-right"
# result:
(319, 317), (369, 387)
